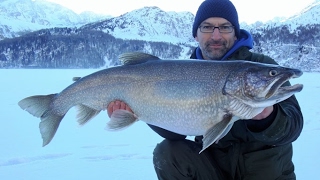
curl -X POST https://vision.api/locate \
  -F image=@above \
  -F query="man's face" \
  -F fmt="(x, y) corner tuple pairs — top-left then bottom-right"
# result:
(195, 17), (237, 60)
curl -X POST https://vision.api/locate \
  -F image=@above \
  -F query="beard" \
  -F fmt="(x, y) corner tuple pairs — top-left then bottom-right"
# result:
(202, 40), (229, 60)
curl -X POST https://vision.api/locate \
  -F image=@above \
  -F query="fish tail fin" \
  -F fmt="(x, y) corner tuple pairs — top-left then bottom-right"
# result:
(18, 94), (63, 146)
(106, 109), (138, 131)
(18, 94), (57, 118)
(40, 111), (65, 146)
(76, 104), (101, 125)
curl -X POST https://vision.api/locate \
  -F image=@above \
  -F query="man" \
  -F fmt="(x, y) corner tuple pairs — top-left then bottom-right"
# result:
(107, 0), (303, 179)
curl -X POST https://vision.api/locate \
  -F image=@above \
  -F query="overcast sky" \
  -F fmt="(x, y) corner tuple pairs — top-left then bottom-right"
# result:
(46, 0), (315, 23)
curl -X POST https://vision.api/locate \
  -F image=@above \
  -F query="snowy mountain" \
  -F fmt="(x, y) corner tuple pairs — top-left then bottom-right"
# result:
(244, 0), (320, 72)
(81, 6), (195, 44)
(245, 0), (320, 32)
(0, 0), (319, 71)
(280, 0), (320, 30)
(0, 0), (111, 39)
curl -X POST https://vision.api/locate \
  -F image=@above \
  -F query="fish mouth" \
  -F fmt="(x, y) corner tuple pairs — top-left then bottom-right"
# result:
(275, 83), (303, 97)
(265, 69), (303, 99)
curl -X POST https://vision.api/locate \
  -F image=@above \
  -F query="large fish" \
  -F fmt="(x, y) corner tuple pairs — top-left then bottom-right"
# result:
(18, 52), (303, 153)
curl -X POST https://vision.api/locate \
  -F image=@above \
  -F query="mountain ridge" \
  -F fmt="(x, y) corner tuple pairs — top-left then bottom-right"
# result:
(0, 0), (111, 39)
(0, 0), (319, 71)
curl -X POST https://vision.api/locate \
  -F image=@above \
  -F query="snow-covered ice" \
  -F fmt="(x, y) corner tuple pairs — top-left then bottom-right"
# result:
(0, 69), (319, 179)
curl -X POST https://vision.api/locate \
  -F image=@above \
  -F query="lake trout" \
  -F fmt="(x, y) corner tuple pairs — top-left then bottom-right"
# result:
(18, 52), (303, 153)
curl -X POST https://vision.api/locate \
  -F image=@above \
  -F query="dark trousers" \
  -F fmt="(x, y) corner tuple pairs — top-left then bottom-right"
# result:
(152, 139), (296, 180)
(153, 139), (225, 180)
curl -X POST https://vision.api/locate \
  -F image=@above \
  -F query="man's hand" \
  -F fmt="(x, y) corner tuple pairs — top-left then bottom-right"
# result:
(107, 100), (133, 117)
(252, 106), (274, 120)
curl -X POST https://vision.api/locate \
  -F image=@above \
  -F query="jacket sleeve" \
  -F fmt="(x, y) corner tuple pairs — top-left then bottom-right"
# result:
(148, 124), (187, 140)
(245, 53), (304, 145)
(245, 94), (303, 145)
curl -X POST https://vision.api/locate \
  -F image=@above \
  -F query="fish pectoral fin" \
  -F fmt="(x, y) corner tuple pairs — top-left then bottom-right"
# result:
(200, 114), (237, 154)
(76, 104), (101, 125)
(106, 109), (138, 131)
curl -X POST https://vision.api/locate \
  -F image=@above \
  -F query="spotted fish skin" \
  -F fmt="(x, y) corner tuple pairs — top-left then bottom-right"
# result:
(18, 52), (303, 153)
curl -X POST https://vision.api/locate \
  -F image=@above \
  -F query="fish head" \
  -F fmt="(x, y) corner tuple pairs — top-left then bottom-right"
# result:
(223, 62), (303, 107)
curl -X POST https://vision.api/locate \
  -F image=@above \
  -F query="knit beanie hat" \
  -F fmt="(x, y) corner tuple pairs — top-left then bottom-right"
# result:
(192, 0), (240, 38)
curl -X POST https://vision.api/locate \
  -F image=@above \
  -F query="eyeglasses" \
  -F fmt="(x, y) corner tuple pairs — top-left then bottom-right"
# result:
(199, 25), (234, 33)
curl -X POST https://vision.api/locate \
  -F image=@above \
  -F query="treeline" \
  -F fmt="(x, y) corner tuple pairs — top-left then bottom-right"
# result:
(250, 24), (320, 71)
(252, 24), (320, 46)
(0, 28), (186, 68)
(0, 24), (319, 70)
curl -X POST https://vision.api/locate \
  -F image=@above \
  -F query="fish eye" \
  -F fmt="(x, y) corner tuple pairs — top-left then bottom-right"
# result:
(269, 69), (278, 76)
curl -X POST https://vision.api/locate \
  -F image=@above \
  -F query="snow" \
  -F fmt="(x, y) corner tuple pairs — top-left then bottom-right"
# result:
(0, 69), (319, 179)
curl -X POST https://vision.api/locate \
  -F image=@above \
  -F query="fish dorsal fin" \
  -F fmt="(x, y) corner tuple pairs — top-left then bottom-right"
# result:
(118, 52), (160, 65)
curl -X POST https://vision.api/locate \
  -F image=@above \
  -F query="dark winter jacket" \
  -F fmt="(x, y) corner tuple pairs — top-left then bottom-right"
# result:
(148, 29), (303, 179)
